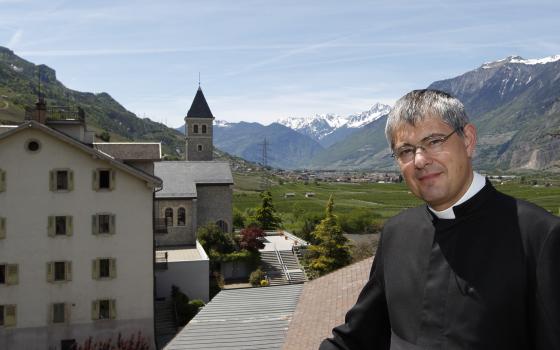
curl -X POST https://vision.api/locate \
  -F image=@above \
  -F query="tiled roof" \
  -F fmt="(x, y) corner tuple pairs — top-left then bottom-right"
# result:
(164, 284), (303, 350)
(282, 257), (374, 350)
(93, 142), (161, 160)
(154, 161), (233, 198)
(186, 87), (214, 118)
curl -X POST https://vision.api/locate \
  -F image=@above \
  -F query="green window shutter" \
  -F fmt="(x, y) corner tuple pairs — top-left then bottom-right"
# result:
(0, 169), (6, 192)
(65, 261), (72, 281)
(91, 301), (99, 320)
(109, 299), (117, 319)
(5, 305), (16, 327)
(66, 216), (73, 236)
(92, 215), (98, 235)
(110, 258), (117, 279)
(0, 217), (5, 239)
(68, 170), (74, 191)
(47, 262), (54, 282)
(109, 214), (116, 235)
(64, 303), (70, 323)
(48, 216), (55, 237)
(49, 170), (55, 191)
(6, 264), (18, 285)
(92, 259), (99, 280)
(109, 169), (116, 190)
(92, 170), (99, 191)
(49, 303), (54, 324)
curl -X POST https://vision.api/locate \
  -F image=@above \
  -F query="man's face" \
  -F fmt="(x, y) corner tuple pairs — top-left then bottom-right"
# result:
(393, 117), (477, 211)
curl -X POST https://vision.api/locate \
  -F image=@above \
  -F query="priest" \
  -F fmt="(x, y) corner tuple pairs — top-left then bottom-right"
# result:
(320, 89), (560, 350)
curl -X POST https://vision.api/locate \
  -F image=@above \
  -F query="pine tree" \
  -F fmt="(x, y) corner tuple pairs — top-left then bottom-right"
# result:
(254, 191), (282, 230)
(307, 195), (351, 276)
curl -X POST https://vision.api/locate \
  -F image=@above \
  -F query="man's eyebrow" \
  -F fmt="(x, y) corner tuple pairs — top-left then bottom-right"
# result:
(396, 133), (447, 148)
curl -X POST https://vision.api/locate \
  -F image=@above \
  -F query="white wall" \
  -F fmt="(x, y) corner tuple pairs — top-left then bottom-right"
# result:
(0, 128), (155, 348)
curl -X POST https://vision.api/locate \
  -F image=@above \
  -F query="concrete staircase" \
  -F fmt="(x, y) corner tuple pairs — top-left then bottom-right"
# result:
(154, 299), (177, 348)
(259, 250), (307, 286)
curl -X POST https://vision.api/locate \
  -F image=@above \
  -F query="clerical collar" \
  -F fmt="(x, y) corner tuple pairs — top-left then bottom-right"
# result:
(428, 171), (486, 219)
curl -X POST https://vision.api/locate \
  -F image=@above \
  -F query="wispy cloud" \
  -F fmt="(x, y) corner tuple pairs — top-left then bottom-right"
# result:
(6, 29), (23, 49)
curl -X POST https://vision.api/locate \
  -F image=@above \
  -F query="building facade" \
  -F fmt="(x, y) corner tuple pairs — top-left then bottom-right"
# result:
(0, 105), (161, 350)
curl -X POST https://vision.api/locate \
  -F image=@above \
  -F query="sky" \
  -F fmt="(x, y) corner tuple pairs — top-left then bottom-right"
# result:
(1, 0), (559, 128)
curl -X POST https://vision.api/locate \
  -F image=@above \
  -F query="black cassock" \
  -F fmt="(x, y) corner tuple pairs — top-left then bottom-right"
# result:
(320, 182), (560, 350)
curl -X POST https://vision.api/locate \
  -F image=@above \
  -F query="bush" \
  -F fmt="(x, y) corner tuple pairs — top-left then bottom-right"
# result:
(249, 268), (266, 286)
(171, 285), (206, 326)
(76, 332), (149, 350)
(239, 226), (265, 251)
(233, 209), (246, 229)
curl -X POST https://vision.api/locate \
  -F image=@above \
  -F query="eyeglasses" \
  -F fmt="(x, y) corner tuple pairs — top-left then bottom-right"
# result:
(392, 127), (463, 163)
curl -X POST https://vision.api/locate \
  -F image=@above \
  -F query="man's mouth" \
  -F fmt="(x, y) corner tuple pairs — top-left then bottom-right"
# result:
(417, 172), (442, 181)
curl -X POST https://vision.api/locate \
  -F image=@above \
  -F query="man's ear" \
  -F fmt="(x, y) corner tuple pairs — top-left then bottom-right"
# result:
(462, 123), (477, 157)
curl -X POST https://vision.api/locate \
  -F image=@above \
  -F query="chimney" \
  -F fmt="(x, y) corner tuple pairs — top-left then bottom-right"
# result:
(32, 97), (48, 123)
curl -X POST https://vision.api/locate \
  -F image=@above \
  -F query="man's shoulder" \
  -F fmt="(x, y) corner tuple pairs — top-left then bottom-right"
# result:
(383, 205), (430, 230)
(494, 189), (559, 225)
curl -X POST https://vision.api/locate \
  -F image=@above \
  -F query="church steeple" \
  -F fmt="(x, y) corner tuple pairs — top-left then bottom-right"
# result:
(186, 87), (214, 119)
(184, 87), (215, 161)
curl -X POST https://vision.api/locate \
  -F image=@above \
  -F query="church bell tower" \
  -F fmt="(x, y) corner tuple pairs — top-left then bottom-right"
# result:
(184, 87), (215, 161)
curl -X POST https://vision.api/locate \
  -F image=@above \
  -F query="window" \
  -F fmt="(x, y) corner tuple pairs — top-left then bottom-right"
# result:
(164, 208), (173, 227)
(51, 303), (68, 324)
(25, 139), (41, 152)
(197, 144), (203, 152)
(49, 169), (74, 191)
(177, 207), (186, 226)
(0, 169), (5, 192)
(92, 299), (116, 320)
(216, 220), (228, 233)
(202, 124), (207, 134)
(193, 124), (199, 134)
(0, 304), (17, 327)
(92, 258), (116, 279)
(48, 216), (73, 237)
(93, 169), (115, 191)
(60, 339), (76, 350)
(92, 214), (115, 235)
(47, 261), (72, 283)
(0, 264), (18, 285)
(0, 217), (5, 239)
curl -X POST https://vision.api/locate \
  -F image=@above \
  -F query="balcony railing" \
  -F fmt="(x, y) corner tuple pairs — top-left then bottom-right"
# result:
(155, 251), (168, 270)
(154, 218), (172, 234)
(25, 106), (85, 122)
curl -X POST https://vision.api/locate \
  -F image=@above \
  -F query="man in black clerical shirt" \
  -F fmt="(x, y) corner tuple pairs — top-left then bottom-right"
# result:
(320, 89), (560, 350)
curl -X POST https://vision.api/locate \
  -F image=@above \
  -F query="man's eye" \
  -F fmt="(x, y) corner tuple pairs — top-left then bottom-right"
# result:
(426, 138), (444, 147)
(398, 148), (414, 157)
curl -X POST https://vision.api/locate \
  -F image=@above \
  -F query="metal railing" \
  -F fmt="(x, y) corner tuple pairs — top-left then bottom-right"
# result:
(155, 251), (168, 270)
(25, 106), (85, 122)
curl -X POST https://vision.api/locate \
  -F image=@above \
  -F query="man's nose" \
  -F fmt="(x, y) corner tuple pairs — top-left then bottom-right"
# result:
(413, 147), (432, 168)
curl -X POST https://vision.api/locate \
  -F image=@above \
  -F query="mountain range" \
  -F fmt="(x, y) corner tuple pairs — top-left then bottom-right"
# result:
(205, 54), (560, 172)
(2, 45), (559, 172)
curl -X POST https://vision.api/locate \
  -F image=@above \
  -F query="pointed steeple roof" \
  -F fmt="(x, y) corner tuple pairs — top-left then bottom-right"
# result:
(186, 87), (214, 118)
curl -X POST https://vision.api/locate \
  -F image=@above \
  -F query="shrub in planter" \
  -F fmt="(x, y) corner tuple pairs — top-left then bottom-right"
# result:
(249, 268), (266, 286)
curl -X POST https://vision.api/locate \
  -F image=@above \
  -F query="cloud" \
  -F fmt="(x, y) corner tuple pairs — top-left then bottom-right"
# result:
(6, 29), (23, 48)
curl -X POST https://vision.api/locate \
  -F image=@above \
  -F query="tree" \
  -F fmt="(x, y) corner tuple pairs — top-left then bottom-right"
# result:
(254, 191), (282, 230)
(233, 209), (246, 229)
(307, 195), (351, 276)
(197, 223), (236, 255)
(239, 226), (265, 251)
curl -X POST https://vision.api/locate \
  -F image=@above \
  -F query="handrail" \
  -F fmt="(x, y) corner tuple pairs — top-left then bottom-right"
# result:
(275, 248), (292, 283)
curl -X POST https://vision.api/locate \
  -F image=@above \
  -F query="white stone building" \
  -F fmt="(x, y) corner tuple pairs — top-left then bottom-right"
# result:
(0, 102), (161, 350)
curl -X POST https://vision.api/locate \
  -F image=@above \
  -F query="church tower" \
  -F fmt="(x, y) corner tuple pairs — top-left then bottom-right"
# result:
(185, 87), (215, 161)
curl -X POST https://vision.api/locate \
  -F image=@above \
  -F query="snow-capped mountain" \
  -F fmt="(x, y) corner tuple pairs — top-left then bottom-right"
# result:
(481, 54), (560, 69)
(275, 102), (391, 144)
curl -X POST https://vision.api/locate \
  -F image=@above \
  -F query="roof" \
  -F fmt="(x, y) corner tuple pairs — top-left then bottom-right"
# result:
(186, 87), (214, 118)
(164, 284), (304, 350)
(282, 257), (374, 350)
(93, 142), (161, 161)
(154, 161), (233, 198)
(0, 121), (162, 187)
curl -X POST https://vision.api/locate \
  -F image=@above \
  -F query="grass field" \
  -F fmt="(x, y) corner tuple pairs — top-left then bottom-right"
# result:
(233, 173), (560, 233)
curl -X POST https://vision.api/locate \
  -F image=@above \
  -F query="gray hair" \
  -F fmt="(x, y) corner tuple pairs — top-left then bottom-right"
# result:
(385, 89), (469, 149)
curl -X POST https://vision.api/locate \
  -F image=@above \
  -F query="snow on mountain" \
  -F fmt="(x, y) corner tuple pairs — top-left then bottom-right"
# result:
(481, 54), (560, 69)
(276, 102), (391, 141)
(214, 119), (232, 127)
